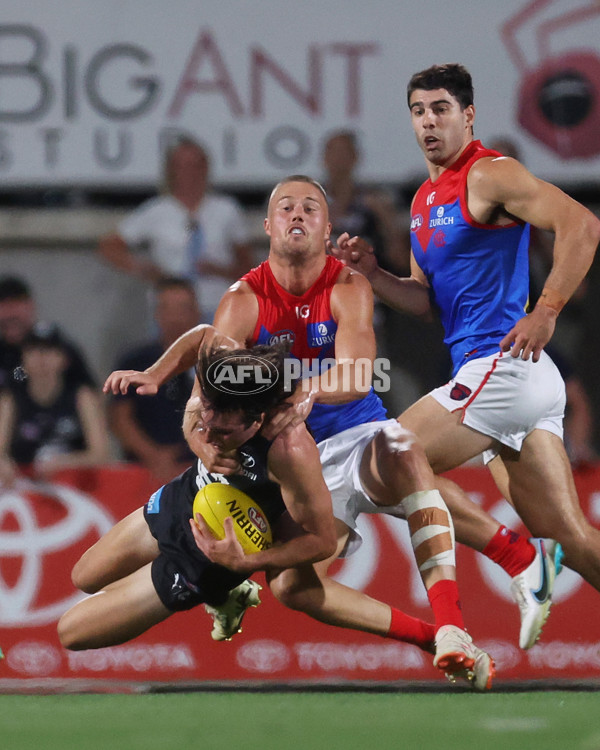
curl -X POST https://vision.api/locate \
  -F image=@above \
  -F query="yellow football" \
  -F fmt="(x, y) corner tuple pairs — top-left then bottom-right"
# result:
(192, 483), (272, 554)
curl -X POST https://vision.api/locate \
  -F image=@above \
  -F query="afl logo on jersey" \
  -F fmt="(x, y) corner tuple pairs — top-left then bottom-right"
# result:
(411, 214), (423, 232)
(268, 330), (295, 345)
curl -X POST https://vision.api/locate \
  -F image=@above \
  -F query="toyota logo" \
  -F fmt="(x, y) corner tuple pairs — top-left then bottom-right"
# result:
(7, 641), (62, 676)
(0, 479), (114, 626)
(237, 639), (290, 673)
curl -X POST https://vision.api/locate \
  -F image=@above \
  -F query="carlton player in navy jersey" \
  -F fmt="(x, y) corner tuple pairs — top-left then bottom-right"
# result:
(58, 341), (337, 651)
(337, 63), (600, 649)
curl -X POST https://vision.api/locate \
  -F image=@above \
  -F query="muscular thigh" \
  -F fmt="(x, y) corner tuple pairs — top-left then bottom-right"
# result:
(60, 563), (172, 650)
(502, 429), (586, 537)
(73, 508), (159, 593)
(398, 395), (494, 473)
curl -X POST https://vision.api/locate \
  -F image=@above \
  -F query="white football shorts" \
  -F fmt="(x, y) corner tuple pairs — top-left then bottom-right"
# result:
(429, 349), (565, 462)
(318, 419), (408, 557)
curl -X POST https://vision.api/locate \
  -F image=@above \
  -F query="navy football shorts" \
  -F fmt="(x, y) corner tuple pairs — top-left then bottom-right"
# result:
(144, 476), (247, 612)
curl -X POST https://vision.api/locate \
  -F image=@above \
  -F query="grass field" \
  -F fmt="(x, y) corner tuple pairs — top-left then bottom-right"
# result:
(2, 689), (600, 750)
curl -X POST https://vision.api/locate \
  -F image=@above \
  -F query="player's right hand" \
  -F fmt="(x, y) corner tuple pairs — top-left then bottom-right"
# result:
(102, 369), (160, 396)
(329, 232), (379, 279)
(261, 387), (316, 440)
(186, 426), (241, 475)
(190, 516), (251, 573)
(499, 305), (557, 362)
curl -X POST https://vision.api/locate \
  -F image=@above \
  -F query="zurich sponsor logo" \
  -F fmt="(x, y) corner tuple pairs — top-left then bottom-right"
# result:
(429, 205), (454, 228)
(308, 321), (335, 347)
(410, 214), (423, 231)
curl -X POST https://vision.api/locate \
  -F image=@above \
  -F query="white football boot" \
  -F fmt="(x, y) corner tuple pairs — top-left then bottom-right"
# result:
(433, 625), (495, 691)
(205, 580), (262, 641)
(510, 538), (564, 649)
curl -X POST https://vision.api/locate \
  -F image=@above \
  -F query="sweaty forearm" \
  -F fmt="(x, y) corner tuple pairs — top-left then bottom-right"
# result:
(306, 361), (373, 405)
(537, 224), (600, 315)
(236, 532), (334, 574)
(146, 326), (211, 384)
(369, 268), (431, 316)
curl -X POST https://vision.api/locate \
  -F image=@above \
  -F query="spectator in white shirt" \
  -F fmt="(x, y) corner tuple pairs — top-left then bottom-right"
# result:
(97, 137), (254, 322)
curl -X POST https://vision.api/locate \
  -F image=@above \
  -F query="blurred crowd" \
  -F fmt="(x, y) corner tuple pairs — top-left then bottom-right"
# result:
(0, 132), (598, 488)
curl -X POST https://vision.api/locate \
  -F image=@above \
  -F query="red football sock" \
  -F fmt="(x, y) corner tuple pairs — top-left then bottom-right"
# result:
(427, 579), (465, 632)
(482, 525), (535, 577)
(387, 607), (436, 652)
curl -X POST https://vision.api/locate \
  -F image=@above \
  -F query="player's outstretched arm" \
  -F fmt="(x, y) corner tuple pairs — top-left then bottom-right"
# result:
(145, 324), (240, 386)
(102, 324), (239, 396)
(261, 424), (338, 569)
(331, 232), (432, 317)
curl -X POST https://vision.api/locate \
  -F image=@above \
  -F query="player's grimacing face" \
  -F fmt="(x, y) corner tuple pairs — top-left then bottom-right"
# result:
(264, 182), (331, 254)
(409, 88), (474, 167)
(190, 396), (262, 452)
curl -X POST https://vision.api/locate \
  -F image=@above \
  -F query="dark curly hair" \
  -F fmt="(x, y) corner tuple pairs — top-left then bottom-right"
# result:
(407, 63), (474, 110)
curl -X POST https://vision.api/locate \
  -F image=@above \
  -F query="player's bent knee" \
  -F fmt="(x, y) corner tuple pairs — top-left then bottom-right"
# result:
(378, 421), (418, 453)
(373, 423), (432, 489)
(70, 557), (99, 594)
(269, 570), (314, 613)
(57, 610), (87, 651)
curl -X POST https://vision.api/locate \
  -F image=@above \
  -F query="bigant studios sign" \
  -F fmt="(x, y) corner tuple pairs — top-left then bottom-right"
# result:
(0, 0), (599, 187)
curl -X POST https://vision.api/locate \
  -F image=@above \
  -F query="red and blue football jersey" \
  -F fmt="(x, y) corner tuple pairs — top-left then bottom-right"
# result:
(410, 140), (530, 376)
(242, 256), (386, 441)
